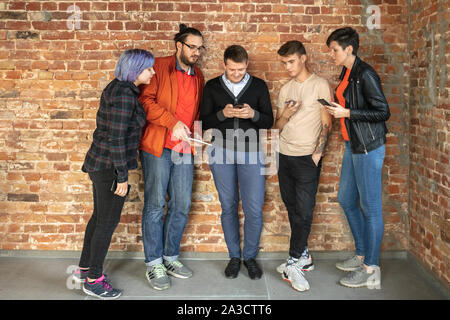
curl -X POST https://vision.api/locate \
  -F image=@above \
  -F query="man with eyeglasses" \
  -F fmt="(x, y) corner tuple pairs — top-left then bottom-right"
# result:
(138, 24), (205, 291)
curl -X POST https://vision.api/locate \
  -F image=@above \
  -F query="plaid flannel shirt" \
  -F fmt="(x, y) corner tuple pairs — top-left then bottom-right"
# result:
(82, 79), (146, 182)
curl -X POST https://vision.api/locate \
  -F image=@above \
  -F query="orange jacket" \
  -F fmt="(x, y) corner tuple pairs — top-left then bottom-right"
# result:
(138, 55), (204, 157)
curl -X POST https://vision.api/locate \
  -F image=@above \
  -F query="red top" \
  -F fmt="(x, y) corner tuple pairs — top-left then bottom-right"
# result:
(164, 69), (197, 153)
(336, 68), (351, 141)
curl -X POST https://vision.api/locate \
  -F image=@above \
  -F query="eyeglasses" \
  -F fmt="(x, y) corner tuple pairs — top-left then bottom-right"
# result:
(181, 41), (206, 53)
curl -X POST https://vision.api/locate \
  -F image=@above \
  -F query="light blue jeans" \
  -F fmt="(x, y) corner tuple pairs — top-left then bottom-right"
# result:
(338, 141), (385, 267)
(140, 148), (193, 267)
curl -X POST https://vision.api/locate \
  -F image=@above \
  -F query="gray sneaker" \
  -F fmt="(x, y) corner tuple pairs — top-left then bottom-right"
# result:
(146, 263), (171, 291)
(282, 262), (310, 292)
(336, 255), (363, 272)
(339, 266), (381, 289)
(82, 275), (122, 300)
(165, 260), (193, 279)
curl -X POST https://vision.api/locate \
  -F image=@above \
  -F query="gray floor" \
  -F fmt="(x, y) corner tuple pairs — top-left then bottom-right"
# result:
(0, 251), (448, 300)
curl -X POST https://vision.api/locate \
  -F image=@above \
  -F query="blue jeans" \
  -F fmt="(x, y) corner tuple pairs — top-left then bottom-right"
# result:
(140, 148), (193, 267)
(208, 146), (265, 261)
(338, 141), (385, 267)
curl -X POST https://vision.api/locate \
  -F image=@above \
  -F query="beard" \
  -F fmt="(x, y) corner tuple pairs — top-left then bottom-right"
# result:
(180, 49), (199, 66)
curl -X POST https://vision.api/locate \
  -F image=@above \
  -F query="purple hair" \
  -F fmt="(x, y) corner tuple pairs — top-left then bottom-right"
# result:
(115, 49), (154, 82)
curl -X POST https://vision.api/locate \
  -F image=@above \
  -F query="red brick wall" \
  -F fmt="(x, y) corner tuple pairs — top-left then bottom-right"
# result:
(0, 1), (413, 262)
(409, 0), (449, 284)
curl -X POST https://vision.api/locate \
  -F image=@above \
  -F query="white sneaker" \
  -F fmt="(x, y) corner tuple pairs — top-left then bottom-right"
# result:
(276, 256), (296, 274)
(276, 255), (314, 274)
(282, 263), (310, 292)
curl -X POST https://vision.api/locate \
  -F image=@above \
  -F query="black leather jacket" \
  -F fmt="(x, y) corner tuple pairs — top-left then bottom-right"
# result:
(337, 56), (390, 154)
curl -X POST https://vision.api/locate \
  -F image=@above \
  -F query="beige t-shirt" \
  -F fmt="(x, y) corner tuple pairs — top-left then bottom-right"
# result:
(277, 74), (331, 156)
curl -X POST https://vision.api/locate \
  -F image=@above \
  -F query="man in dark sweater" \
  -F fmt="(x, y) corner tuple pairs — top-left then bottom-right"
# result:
(200, 45), (274, 280)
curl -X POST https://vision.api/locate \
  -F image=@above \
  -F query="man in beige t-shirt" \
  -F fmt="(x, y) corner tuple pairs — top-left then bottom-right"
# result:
(273, 40), (332, 292)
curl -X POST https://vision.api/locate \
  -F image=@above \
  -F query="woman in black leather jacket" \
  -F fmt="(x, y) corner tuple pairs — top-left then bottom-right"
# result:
(325, 27), (390, 289)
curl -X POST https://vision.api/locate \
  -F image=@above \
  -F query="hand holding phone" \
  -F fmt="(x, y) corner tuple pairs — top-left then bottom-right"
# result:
(320, 100), (350, 118)
(222, 104), (236, 118)
(172, 121), (191, 143)
(281, 99), (300, 119)
(234, 103), (255, 119)
(317, 98), (333, 107)
(285, 99), (296, 106)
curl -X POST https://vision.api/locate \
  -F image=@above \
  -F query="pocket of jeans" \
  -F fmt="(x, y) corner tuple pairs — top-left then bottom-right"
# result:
(373, 144), (386, 158)
(309, 155), (318, 168)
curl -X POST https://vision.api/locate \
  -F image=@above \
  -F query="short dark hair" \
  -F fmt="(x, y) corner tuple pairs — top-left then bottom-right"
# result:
(224, 45), (248, 64)
(174, 23), (203, 45)
(326, 27), (359, 56)
(277, 40), (307, 58)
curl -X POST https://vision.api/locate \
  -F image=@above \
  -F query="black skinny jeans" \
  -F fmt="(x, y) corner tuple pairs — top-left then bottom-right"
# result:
(79, 168), (126, 279)
(277, 153), (321, 259)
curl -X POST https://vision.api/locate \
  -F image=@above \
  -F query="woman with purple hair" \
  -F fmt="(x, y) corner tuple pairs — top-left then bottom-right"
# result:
(72, 49), (155, 299)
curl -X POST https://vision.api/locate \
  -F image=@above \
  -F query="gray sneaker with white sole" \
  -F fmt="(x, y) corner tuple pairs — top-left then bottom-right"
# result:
(339, 266), (381, 289)
(282, 262), (310, 292)
(165, 260), (193, 279)
(146, 263), (171, 291)
(336, 255), (363, 272)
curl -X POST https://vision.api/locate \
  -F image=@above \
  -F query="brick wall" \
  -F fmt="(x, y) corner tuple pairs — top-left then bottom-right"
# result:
(0, 0), (419, 271)
(409, 0), (449, 284)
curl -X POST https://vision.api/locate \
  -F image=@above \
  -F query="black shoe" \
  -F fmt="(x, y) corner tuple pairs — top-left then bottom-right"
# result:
(224, 258), (241, 279)
(244, 258), (263, 280)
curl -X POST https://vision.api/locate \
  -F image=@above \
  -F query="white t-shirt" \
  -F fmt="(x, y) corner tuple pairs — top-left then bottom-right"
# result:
(277, 74), (331, 156)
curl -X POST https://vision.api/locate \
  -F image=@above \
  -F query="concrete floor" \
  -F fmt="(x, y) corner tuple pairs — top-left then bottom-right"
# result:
(0, 251), (448, 300)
